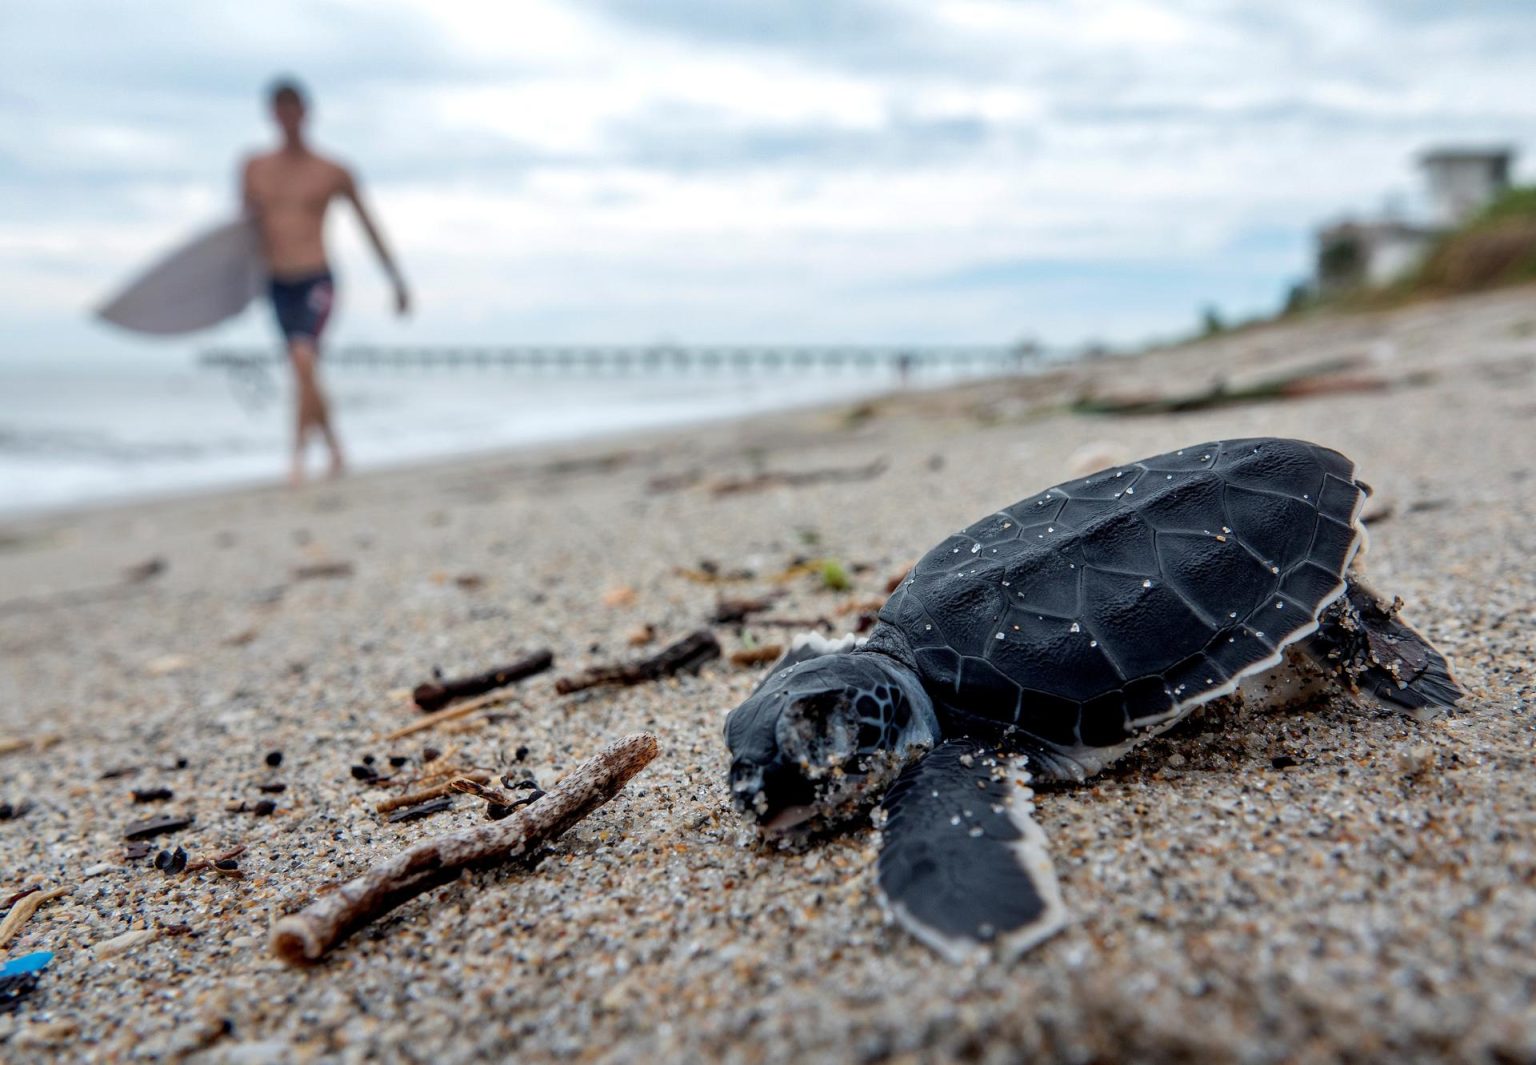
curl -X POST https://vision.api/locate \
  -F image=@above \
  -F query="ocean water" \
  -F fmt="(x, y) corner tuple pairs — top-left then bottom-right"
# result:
(0, 358), (983, 517)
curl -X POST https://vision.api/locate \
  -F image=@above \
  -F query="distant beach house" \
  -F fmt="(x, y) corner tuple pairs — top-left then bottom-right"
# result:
(1314, 146), (1516, 294)
(1419, 147), (1516, 226)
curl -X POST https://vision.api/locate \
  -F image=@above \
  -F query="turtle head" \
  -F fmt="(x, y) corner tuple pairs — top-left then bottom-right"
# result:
(724, 651), (938, 836)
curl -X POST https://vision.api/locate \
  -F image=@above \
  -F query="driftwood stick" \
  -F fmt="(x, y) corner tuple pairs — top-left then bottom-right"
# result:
(412, 650), (554, 712)
(554, 629), (720, 695)
(0, 886), (70, 949)
(374, 772), (493, 814)
(381, 690), (522, 742)
(269, 732), (659, 965)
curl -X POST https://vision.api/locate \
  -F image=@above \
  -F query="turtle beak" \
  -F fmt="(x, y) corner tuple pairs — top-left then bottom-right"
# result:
(761, 804), (818, 836)
(729, 757), (819, 832)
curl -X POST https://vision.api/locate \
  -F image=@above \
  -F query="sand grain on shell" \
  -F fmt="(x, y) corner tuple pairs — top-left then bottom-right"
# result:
(1, 287), (1535, 1062)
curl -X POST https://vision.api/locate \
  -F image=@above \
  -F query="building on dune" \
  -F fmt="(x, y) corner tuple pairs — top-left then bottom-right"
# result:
(1313, 146), (1516, 296)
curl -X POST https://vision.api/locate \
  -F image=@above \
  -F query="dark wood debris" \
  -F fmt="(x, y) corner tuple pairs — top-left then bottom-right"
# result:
(412, 649), (555, 712)
(710, 457), (888, 496)
(554, 629), (721, 695)
(123, 815), (194, 841)
(711, 594), (783, 625)
(386, 797), (454, 824)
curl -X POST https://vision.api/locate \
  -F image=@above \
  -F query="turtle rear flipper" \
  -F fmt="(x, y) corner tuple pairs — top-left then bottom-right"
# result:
(876, 740), (1067, 962)
(1308, 577), (1465, 717)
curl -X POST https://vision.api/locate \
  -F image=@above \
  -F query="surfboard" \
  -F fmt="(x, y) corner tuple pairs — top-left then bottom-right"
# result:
(96, 218), (265, 336)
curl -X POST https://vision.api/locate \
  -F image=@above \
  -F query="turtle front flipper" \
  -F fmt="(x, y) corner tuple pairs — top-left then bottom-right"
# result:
(876, 739), (1067, 962)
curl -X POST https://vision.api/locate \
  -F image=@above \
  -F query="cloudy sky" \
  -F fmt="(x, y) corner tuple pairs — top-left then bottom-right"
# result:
(2, 0), (1532, 362)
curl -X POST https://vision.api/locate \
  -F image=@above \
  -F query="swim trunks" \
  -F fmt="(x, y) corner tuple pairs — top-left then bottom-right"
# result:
(269, 270), (334, 344)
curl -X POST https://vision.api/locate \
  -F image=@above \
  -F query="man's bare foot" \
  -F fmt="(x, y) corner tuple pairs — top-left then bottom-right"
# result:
(327, 451), (347, 479)
(290, 455), (306, 488)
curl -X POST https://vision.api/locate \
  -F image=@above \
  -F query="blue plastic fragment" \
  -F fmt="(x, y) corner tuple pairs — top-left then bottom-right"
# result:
(0, 951), (53, 976)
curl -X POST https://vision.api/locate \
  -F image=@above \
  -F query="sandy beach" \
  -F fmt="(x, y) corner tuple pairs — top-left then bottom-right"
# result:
(2, 287), (1534, 1063)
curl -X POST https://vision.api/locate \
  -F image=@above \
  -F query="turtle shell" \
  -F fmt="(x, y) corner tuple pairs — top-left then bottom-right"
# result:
(876, 438), (1365, 754)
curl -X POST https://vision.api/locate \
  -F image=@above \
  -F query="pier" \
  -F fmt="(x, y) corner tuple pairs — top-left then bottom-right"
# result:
(200, 342), (1044, 377)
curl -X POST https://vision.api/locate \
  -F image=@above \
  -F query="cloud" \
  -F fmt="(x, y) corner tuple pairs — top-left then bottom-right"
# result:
(0, 0), (1532, 359)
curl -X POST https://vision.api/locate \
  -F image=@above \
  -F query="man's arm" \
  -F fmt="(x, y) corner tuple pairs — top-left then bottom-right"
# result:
(338, 167), (410, 316)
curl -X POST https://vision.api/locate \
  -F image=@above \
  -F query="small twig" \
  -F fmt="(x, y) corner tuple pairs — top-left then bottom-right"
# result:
(291, 561), (354, 581)
(412, 650), (554, 712)
(183, 844), (248, 875)
(0, 886), (70, 949)
(0, 733), (63, 757)
(374, 772), (492, 814)
(745, 616), (834, 629)
(730, 644), (784, 667)
(448, 776), (541, 818)
(269, 732), (658, 965)
(554, 630), (720, 695)
(710, 594), (783, 625)
(448, 777), (518, 804)
(381, 690), (523, 742)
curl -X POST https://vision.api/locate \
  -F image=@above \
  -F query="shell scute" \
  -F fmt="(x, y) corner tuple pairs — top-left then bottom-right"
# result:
(914, 645), (964, 699)
(1223, 484), (1319, 570)
(1162, 651), (1226, 699)
(1308, 515), (1359, 574)
(944, 655), (1029, 725)
(1280, 560), (1345, 606)
(991, 623), (1118, 705)
(1133, 475), (1227, 533)
(1002, 493), (1070, 527)
(1156, 530), (1274, 625)
(960, 511), (1025, 544)
(919, 577), (1007, 653)
(1078, 692), (1131, 747)
(1204, 628), (1273, 678)
(1056, 495), (1124, 527)
(1082, 568), (1215, 679)
(1001, 550), (1081, 617)
(1318, 473), (1364, 524)
(1056, 471), (1142, 502)
(1304, 440), (1358, 480)
(1216, 441), (1328, 499)
(1076, 511), (1158, 572)
(1122, 676), (1177, 726)
(1140, 447), (1220, 473)
(1011, 688), (1082, 746)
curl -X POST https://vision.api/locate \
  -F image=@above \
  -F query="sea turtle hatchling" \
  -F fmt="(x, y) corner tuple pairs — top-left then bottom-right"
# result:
(724, 437), (1463, 960)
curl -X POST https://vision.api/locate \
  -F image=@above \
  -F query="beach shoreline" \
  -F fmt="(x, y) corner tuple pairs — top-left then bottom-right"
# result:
(2, 287), (1534, 1063)
(0, 356), (990, 521)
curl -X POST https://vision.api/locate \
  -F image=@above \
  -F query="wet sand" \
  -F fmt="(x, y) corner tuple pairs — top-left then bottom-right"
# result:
(1, 287), (1534, 1063)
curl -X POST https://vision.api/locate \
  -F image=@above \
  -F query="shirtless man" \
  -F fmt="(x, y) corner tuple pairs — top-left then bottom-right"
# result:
(242, 79), (409, 485)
